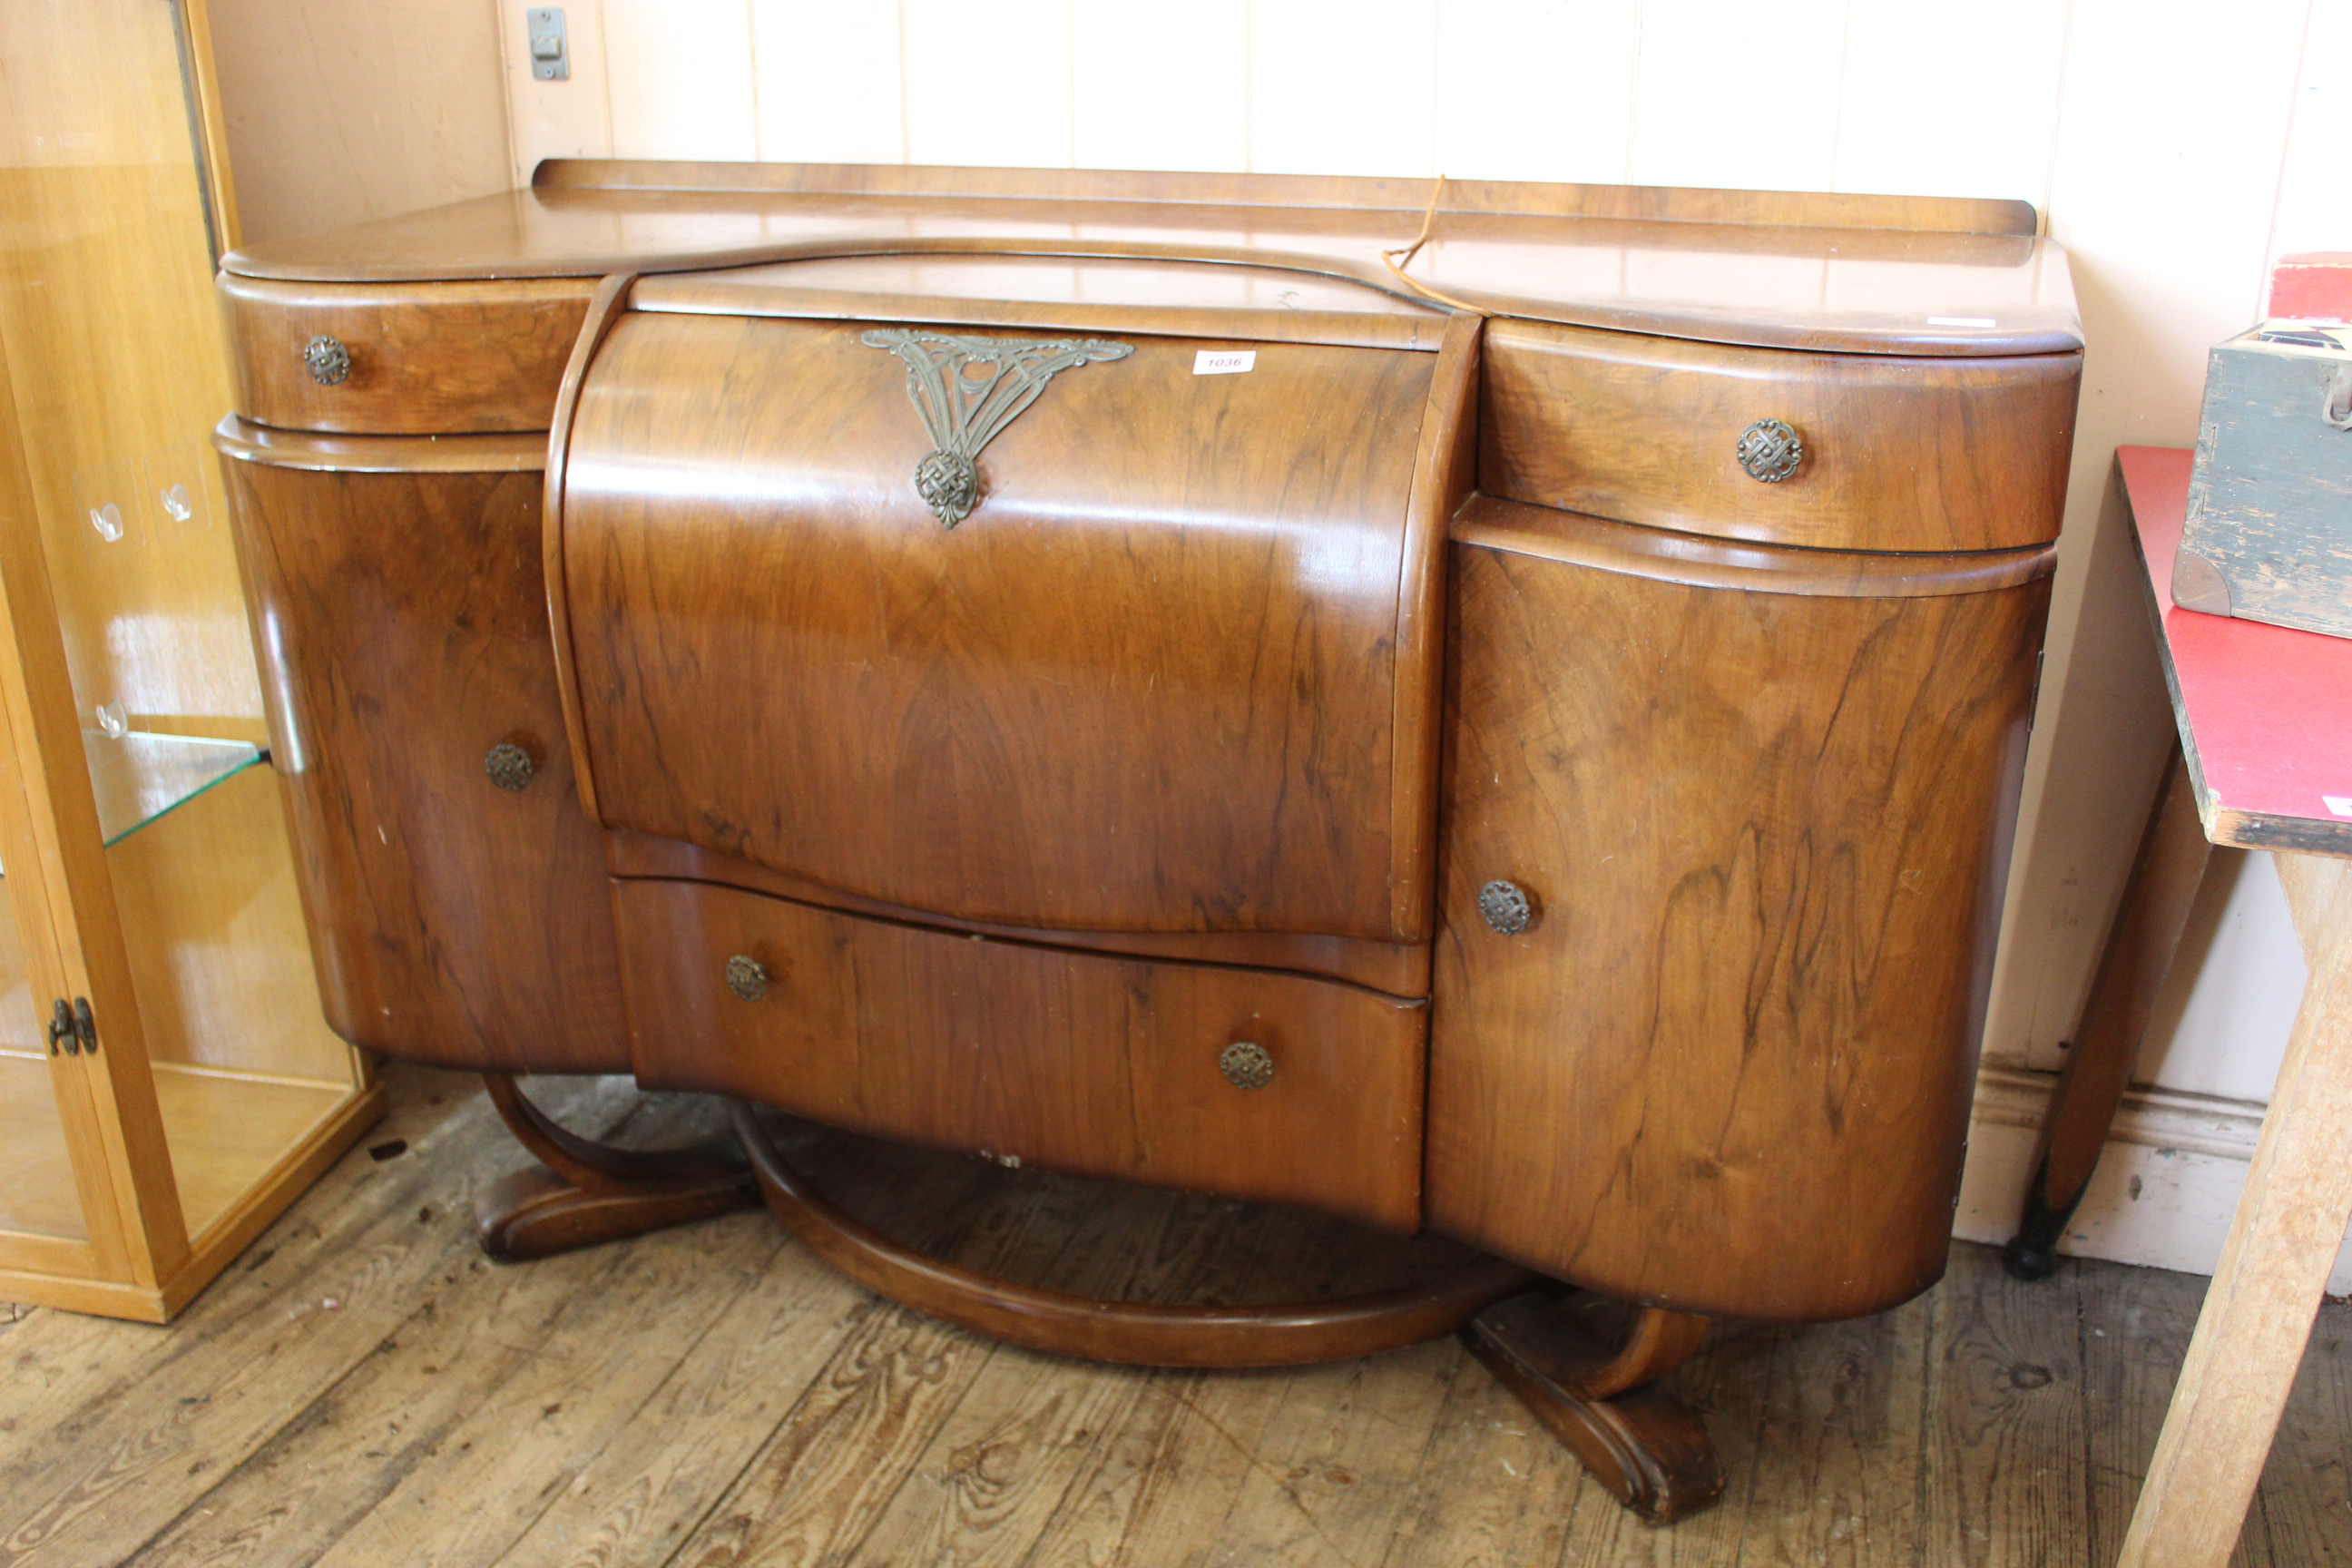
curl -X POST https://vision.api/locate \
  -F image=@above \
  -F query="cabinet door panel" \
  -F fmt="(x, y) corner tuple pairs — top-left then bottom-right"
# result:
(1428, 532), (2047, 1321)
(222, 456), (627, 1073)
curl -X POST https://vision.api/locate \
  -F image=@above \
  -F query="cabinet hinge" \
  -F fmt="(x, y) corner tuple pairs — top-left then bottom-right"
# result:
(46, 996), (95, 1056)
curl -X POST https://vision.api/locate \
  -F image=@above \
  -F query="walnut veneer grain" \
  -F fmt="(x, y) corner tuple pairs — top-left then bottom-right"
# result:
(217, 450), (628, 1074)
(603, 831), (1430, 996)
(203, 163), (2087, 1501)
(556, 312), (1441, 941)
(1426, 533), (2049, 1320)
(632, 253), (1450, 351)
(621, 877), (1428, 1233)
(1480, 318), (2082, 552)
(219, 163), (2080, 358)
(219, 274), (595, 434)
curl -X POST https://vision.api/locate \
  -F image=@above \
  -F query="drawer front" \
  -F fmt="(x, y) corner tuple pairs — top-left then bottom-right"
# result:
(221, 275), (598, 434)
(220, 452), (630, 1074)
(619, 877), (1426, 1231)
(1481, 319), (2079, 553)
(1427, 526), (2049, 1320)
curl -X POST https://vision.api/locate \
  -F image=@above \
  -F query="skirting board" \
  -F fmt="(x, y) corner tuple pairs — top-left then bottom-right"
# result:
(1957, 1064), (2352, 1294)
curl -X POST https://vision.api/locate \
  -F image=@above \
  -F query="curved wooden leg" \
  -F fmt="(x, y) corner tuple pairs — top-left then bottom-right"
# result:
(728, 1100), (1531, 1367)
(475, 1074), (760, 1262)
(2006, 748), (2212, 1280)
(1463, 1290), (1723, 1524)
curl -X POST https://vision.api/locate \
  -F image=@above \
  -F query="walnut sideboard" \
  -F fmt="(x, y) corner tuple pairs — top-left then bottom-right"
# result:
(212, 161), (2081, 1521)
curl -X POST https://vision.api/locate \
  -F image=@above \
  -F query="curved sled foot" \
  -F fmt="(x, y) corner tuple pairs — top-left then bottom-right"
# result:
(1464, 1290), (1723, 1524)
(728, 1100), (1530, 1368)
(474, 1073), (760, 1262)
(475, 1161), (761, 1262)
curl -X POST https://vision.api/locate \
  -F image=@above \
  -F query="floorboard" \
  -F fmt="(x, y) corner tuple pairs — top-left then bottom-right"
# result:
(1, 1063), (2346, 1568)
(1916, 1246), (2092, 1568)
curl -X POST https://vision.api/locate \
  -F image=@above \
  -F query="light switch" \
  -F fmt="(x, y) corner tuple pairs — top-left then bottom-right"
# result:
(526, 8), (569, 81)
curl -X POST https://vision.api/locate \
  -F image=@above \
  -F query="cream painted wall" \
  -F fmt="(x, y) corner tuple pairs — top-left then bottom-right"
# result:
(478, 0), (2340, 1275)
(206, 0), (513, 247)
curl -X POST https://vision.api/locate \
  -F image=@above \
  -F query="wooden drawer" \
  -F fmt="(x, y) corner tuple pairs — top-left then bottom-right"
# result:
(1480, 319), (2079, 553)
(617, 877), (1427, 1231)
(220, 274), (598, 434)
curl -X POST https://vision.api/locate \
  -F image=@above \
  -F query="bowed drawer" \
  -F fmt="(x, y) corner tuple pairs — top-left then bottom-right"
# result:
(220, 274), (598, 434)
(615, 877), (1427, 1231)
(1480, 319), (2080, 553)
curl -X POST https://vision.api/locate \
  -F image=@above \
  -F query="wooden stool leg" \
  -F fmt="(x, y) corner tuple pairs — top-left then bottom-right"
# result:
(1463, 1291), (1721, 1523)
(2119, 853), (2352, 1567)
(2007, 748), (2213, 1280)
(474, 1074), (760, 1262)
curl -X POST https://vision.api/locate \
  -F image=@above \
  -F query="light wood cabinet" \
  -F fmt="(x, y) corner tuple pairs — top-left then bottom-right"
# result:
(0, 0), (380, 1321)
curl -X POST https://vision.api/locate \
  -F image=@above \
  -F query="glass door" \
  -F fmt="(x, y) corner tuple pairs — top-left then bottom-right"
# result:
(0, 0), (379, 1320)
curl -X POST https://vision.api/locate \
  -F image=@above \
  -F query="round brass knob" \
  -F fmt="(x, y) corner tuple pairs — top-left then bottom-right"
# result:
(1735, 418), (1803, 482)
(724, 955), (769, 1002)
(1477, 879), (1534, 936)
(303, 335), (351, 386)
(484, 742), (534, 791)
(1219, 1041), (1274, 1090)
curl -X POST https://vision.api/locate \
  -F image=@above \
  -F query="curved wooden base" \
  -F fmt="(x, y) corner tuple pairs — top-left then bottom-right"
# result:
(475, 1074), (760, 1261)
(484, 1073), (749, 1193)
(474, 1080), (1712, 1521)
(475, 1161), (761, 1262)
(1464, 1291), (1723, 1524)
(727, 1099), (1530, 1368)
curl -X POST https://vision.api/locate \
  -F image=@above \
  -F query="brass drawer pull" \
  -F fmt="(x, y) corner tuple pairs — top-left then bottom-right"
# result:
(725, 955), (769, 1002)
(1220, 1041), (1274, 1090)
(302, 335), (351, 386)
(484, 742), (534, 791)
(1477, 879), (1535, 936)
(1736, 418), (1803, 482)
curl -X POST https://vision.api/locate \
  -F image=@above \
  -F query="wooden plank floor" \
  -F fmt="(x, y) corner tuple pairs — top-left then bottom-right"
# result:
(4, 1061), (2348, 1568)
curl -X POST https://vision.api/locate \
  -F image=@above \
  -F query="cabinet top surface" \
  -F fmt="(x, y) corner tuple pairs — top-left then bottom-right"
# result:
(222, 162), (2081, 358)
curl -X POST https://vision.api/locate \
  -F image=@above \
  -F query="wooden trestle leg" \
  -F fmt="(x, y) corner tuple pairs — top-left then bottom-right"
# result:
(474, 1073), (762, 1261)
(1463, 1291), (1722, 1523)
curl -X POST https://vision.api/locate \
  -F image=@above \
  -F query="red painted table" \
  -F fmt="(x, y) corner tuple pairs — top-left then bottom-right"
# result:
(2102, 446), (2352, 1566)
(2125, 446), (2352, 851)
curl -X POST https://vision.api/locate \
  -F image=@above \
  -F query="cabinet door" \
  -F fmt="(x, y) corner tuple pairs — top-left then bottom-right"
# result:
(0, 0), (378, 1321)
(0, 671), (132, 1267)
(220, 442), (631, 1073)
(1427, 509), (2049, 1322)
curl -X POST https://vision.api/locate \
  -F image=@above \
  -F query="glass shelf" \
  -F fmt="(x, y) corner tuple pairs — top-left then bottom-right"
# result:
(84, 730), (264, 846)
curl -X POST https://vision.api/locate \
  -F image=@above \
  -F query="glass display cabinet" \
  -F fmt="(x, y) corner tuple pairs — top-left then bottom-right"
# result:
(0, 0), (381, 1321)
